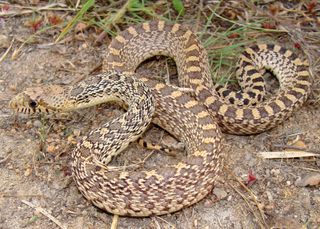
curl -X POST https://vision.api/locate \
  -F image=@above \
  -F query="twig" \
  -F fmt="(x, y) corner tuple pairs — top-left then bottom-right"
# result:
(152, 217), (162, 229)
(291, 166), (320, 172)
(259, 151), (319, 159)
(11, 25), (55, 60)
(1, 193), (43, 198)
(75, 0), (81, 9)
(154, 216), (175, 228)
(225, 166), (267, 227)
(228, 184), (266, 229)
(110, 214), (119, 229)
(0, 151), (12, 164)
(21, 200), (67, 229)
(165, 59), (170, 84)
(273, 144), (319, 153)
(107, 151), (154, 171)
(195, 0), (203, 33)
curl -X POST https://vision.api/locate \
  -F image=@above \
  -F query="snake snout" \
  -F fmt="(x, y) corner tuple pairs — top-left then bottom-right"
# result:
(8, 93), (38, 114)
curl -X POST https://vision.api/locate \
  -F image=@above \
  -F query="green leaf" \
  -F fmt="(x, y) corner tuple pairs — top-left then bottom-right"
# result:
(172, 0), (185, 16)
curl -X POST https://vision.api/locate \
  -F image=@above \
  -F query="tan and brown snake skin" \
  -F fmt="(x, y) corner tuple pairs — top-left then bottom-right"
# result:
(105, 21), (311, 134)
(9, 20), (310, 216)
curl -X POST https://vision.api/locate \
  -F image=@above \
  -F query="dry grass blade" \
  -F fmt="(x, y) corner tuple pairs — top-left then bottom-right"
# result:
(292, 166), (320, 172)
(0, 3), (74, 17)
(225, 166), (267, 228)
(111, 214), (119, 229)
(21, 200), (67, 229)
(1, 193), (43, 198)
(0, 38), (14, 63)
(206, 6), (287, 33)
(259, 151), (320, 159)
(55, 0), (95, 43)
(94, 0), (135, 45)
(0, 151), (12, 164)
(11, 25), (58, 60)
(228, 184), (266, 229)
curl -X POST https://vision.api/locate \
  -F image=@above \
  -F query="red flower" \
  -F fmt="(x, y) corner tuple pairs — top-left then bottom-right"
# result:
(245, 169), (257, 187)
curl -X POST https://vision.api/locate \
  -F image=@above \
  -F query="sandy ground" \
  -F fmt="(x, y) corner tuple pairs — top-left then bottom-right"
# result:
(1, 10), (320, 229)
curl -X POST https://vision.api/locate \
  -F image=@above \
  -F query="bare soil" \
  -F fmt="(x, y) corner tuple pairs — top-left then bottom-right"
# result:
(0, 2), (319, 229)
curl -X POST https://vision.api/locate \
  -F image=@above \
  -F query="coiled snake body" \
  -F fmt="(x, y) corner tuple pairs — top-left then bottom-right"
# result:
(9, 21), (310, 216)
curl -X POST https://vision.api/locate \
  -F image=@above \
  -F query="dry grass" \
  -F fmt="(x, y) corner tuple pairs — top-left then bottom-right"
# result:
(2, 1), (319, 90)
(121, 1), (317, 90)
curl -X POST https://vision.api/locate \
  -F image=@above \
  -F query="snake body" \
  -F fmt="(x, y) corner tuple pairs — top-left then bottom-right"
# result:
(105, 21), (311, 134)
(9, 72), (223, 216)
(9, 21), (310, 216)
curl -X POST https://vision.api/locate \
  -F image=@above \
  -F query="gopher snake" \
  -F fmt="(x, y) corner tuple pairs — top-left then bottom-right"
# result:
(9, 21), (310, 216)
(105, 21), (310, 135)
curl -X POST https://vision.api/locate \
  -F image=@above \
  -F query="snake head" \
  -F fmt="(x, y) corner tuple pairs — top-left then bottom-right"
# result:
(9, 86), (67, 114)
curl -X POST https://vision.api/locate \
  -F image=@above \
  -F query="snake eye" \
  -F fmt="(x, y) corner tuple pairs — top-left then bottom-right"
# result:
(29, 100), (38, 108)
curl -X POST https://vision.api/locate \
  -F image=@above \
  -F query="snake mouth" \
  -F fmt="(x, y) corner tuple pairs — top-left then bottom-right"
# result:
(14, 106), (51, 115)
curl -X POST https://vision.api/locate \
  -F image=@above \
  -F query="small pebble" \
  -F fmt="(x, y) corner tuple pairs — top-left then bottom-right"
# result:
(73, 129), (81, 136)
(24, 167), (32, 177)
(193, 219), (198, 227)
(67, 135), (76, 144)
(46, 145), (56, 153)
(203, 198), (215, 207)
(265, 169), (270, 177)
(264, 203), (275, 212)
(81, 210), (88, 216)
(33, 120), (42, 128)
(271, 168), (280, 176)
(26, 120), (33, 128)
(266, 190), (273, 202)
(213, 187), (228, 200)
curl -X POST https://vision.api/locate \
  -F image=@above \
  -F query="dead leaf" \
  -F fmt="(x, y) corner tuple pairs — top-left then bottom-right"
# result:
(46, 145), (56, 154)
(75, 22), (88, 33)
(289, 139), (307, 150)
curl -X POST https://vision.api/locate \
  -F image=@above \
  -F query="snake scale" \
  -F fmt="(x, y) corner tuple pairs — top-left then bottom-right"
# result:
(9, 21), (310, 216)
